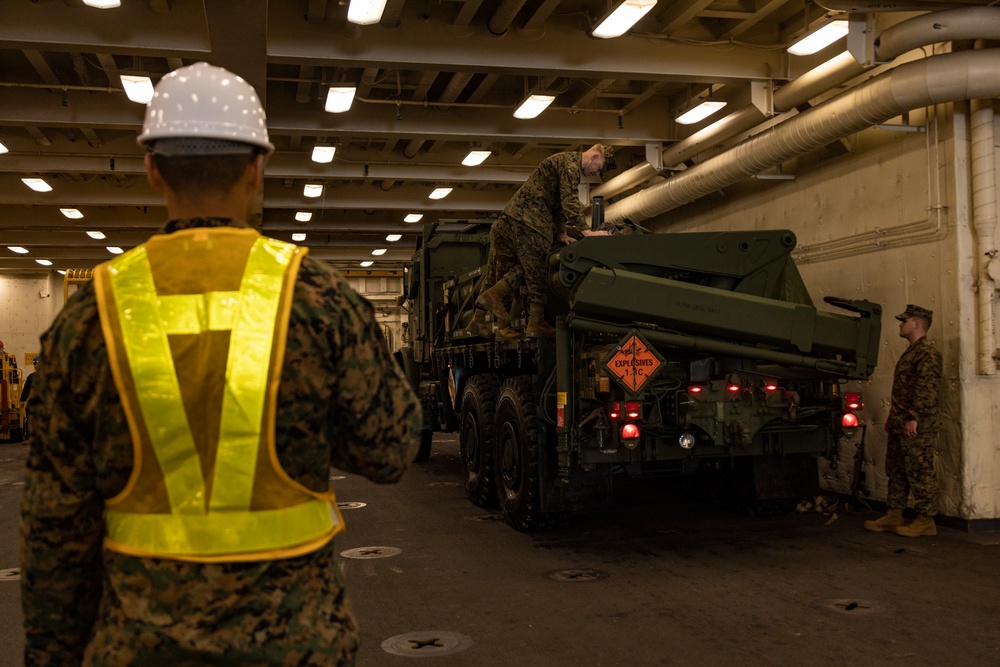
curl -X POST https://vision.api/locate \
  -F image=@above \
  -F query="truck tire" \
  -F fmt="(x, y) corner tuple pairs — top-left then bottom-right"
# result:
(494, 376), (544, 531)
(414, 428), (433, 463)
(460, 374), (500, 508)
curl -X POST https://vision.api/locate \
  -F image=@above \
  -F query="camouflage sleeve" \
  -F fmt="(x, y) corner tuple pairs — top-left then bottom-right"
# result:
(559, 154), (587, 234)
(302, 260), (421, 481)
(910, 345), (943, 422)
(20, 287), (105, 665)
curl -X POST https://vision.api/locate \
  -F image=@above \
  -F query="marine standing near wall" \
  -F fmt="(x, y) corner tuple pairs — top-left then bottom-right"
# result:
(469, 145), (613, 340)
(864, 304), (943, 537)
(20, 62), (420, 665)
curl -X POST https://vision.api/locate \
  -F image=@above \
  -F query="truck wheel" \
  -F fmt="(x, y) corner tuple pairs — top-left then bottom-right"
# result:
(414, 428), (433, 463)
(460, 374), (500, 507)
(494, 376), (543, 531)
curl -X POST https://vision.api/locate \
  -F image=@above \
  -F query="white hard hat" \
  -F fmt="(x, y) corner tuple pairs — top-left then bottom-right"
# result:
(137, 62), (274, 155)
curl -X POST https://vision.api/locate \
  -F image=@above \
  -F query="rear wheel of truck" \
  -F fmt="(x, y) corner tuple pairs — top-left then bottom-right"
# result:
(460, 374), (500, 507)
(494, 376), (544, 531)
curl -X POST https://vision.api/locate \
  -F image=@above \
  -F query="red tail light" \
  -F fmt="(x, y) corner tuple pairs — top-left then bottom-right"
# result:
(609, 402), (621, 420)
(688, 385), (704, 395)
(841, 412), (860, 429)
(727, 384), (740, 393)
(625, 401), (640, 419)
(844, 392), (863, 410)
(764, 379), (778, 391)
(621, 423), (640, 440)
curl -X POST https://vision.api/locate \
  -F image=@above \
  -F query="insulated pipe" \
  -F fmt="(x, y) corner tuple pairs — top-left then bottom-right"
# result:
(594, 7), (1000, 201)
(488, 0), (528, 36)
(970, 96), (998, 375)
(605, 49), (1000, 225)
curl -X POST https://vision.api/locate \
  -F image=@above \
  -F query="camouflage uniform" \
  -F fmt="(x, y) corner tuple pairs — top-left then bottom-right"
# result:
(21, 217), (421, 666)
(885, 336), (942, 516)
(485, 151), (589, 305)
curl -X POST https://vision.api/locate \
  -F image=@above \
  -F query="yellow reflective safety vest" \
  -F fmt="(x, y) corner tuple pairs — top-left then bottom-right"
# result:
(93, 226), (343, 563)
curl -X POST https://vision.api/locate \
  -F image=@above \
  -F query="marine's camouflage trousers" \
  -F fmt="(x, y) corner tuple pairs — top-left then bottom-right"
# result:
(484, 214), (551, 305)
(886, 430), (938, 516)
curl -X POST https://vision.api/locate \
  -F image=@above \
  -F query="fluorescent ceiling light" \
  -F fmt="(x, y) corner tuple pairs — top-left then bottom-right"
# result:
(295, 211), (314, 222)
(57, 270), (66, 275)
(386, 234), (402, 242)
(60, 208), (84, 219)
(311, 145), (336, 163)
(325, 86), (356, 113)
(428, 187), (453, 200)
(788, 21), (849, 56)
(0, 142), (8, 154)
(360, 260), (374, 267)
(675, 100), (727, 125)
(371, 248), (387, 256)
(347, 0), (388, 25)
(22, 178), (52, 192)
(514, 94), (555, 120)
(35, 259), (52, 266)
(83, 0), (121, 7)
(120, 75), (154, 104)
(592, 0), (657, 39)
(404, 213), (424, 223)
(303, 183), (323, 198)
(8, 246), (28, 254)
(292, 233), (307, 242)
(107, 246), (124, 255)
(462, 150), (492, 167)
(86, 231), (106, 240)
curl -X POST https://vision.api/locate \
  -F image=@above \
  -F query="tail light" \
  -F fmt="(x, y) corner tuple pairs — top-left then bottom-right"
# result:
(844, 392), (863, 410)
(727, 383), (741, 394)
(610, 401), (642, 420)
(841, 412), (860, 429)
(764, 379), (778, 392)
(609, 402), (621, 420)
(621, 423), (640, 449)
(687, 385), (704, 395)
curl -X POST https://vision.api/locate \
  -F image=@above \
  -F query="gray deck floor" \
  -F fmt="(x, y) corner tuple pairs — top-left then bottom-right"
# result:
(3, 433), (998, 666)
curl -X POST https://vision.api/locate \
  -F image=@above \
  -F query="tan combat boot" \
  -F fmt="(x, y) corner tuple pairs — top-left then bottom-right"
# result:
(466, 308), (494, 340)
(495, 321), (520, 341)
(893, 514), (937, 537)
(863, 508), (905, 532)
(525, 303), (556, 338)
(477, 278), (513, 322)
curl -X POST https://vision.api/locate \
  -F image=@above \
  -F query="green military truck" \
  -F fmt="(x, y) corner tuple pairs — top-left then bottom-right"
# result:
(398, 220), (881, 531)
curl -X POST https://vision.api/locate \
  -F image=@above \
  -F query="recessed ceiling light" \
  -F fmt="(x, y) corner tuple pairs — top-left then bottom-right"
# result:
(371, 248), (387, 256)
(0, 142), (8, 154)
(86, 231), (107, 240)
(292, 233), (307, 242)
(295, 211), (314, 222)
(513, 94), (555, 120)
(404, 213), (423, 223)
(325, 86), (356, 113)
(428, 187), (452, 200)
(303, 183), (323, 197)
(35, 259), (52, 266)
(386, 234), (402, 242)
(311, 146), (336, 163)
(57, 269), (67, 275)
(462, 150), (492, 167)
(60, 208), (84, 219)
(83, 0), (121, 8)
(120, 75), (155, 104)
(107, 246), (124, 254)
(347, 0), (388, 25)
(360, 260), (374, 267)
(8, 246), (28, 254)
(22, 178), (52, 192)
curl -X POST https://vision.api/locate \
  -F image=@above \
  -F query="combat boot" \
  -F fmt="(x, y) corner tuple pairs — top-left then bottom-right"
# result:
(466, 308), (494, 340)
(863, 508), (904, 532)
(495, 321), (520, 341)
(893, 514), (937, 537)
(477, 278), (513, 322)
(525, 303), (556, 338)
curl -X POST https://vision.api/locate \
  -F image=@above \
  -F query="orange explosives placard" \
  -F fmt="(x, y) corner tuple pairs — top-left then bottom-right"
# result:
(603, 333), (663, 394)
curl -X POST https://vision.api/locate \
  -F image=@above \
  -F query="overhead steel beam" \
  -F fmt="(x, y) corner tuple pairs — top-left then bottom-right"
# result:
(266, 5), (784, 83)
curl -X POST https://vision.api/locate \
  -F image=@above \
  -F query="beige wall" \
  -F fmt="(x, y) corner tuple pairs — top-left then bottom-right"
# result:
(0, 272), (65, 368)
(643, 102), (1000, 521)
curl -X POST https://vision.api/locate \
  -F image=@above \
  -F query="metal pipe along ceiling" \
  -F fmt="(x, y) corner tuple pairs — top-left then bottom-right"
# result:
(605, 48), (1000, 226)
(594, 7), (1000, 203)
